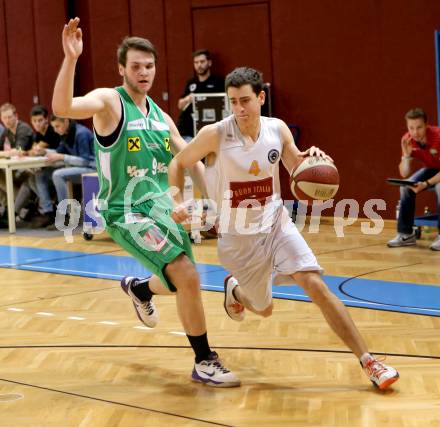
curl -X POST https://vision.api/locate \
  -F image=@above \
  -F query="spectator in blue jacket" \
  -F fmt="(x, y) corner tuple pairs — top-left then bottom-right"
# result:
(32, 116), (95, 228)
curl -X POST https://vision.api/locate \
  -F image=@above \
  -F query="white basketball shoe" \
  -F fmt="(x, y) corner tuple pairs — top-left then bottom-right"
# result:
(387, 232), (416, 247)
(120, 276), (158, 328)
(192, 352), (241, 387)
(223, 275), (245, 321)
(361, 355), (399, 390)
(430, 235), (440, 251)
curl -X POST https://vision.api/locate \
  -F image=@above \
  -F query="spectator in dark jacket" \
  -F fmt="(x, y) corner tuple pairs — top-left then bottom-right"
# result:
(14, 105), (62, 226)
(32, 116), (95, 227)
(0, 103), (34, 223)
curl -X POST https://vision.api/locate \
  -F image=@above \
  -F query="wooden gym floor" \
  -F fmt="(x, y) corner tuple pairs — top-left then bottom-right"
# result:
(0, 220), (439, 426)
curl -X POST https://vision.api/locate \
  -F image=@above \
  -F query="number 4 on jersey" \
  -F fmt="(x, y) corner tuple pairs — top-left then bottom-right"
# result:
(248, 160), (261, 176)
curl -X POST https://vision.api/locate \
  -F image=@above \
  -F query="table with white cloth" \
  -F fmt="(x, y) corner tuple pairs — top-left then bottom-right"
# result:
(0, 156), (63, 233)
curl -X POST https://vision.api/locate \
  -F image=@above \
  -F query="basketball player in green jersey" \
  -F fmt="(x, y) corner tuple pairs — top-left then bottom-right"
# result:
(52, 17), (240, 387)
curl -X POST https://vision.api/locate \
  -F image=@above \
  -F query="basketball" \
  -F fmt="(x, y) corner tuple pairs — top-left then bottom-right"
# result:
(290, 156), (339, 202)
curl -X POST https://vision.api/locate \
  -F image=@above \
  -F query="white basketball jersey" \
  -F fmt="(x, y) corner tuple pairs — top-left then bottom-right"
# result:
(206, 115), (284, 235)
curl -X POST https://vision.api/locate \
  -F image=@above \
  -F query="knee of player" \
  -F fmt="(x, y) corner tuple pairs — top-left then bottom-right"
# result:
(258, 303), (273, 317)
(296, 272), (330, 299)
(165, 254), (199, 289)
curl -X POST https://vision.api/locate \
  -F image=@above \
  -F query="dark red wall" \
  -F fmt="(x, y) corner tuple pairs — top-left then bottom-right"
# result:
(1, 0), (439, 217)
(0, 0), (10, 103)
(270, 0), (440, 215)
(0, 0), (65, 120)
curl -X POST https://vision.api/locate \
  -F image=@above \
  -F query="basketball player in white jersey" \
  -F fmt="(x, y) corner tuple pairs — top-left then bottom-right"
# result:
(168, 67), (399, 390)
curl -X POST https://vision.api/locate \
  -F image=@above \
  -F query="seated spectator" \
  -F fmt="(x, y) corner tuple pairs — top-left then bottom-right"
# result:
(0, 103), (34, 226)
(29, 105), (61, 152)
(32, 116), (95, 228)
(14, 105), (62, 227)
(0, 103), (34, 153)
(387, 108), (440, 250)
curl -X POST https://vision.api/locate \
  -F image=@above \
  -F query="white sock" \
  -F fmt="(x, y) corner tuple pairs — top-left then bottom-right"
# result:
(360, 352), (373, 367)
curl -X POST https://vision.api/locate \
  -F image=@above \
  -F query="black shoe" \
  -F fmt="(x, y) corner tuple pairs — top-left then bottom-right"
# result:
(15, 216), (31, 229)
(46, 222), (59, 231)
(46, 213), (71, 231)
(0, 216), (8, 229)
(31, 213), (55, 229)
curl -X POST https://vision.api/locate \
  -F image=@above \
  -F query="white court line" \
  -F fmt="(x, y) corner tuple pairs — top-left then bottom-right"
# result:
(341, 296), (440, 313)
(99, 321), (118, 325)
(6, 308), (24, 312)
(25, 258), (45, 263)
(169, 331), (186, 336)
(19, 265), (123, 279)
(272, 292), (309, 299)
(0, 393), (24, 402)
(200, 284), (223, 290)
(134, 326), (153, 330)
(68, 316), (85, 321)
(36, 312), (54, 316)
(272, 291), (440, 314)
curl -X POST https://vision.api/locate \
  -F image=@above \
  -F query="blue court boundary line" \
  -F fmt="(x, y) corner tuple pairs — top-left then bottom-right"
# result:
(1, 244), (440, 317)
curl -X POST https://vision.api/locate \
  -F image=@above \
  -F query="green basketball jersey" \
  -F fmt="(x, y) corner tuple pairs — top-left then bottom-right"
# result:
(94, 87), (173, 220)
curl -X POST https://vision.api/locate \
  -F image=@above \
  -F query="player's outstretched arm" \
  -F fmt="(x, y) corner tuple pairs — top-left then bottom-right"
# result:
(279, 120), (304, 174)
(280, 121), (332, 174)
(165, 114), (217, 202)
(168, 123), (218, 215)
(52, 18), (108, 120)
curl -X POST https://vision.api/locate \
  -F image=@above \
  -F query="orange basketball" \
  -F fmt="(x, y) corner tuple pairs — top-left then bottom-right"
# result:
(290, 156), (339, 202)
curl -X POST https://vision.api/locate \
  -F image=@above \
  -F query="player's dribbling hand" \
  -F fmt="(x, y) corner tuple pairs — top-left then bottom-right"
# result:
(299, 146), (334, 162)
(63, 17), (83, 60)
(171, 203), (191, 224)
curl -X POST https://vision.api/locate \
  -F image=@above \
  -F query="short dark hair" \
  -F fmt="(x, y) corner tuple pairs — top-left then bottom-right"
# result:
(405, 108), (427, 123)
(50, 114), (68, 123)
(117, 37), (157, 66)
(193, 49), (211, 60)
(30, 105), (48, 118)
(225, 67), (263, 95)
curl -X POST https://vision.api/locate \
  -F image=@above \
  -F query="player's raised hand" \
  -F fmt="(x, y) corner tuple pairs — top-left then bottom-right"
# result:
(62, 17), (83, 60)
(299, 146), (334, 162)
(401, 134), (413, 157)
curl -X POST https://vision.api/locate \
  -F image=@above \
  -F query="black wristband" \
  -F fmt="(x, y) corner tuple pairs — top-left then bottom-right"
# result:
(425, 180), (432, 188)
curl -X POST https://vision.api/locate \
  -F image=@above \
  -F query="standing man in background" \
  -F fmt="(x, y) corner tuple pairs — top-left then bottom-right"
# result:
(176, 49), (224, 141)
(387, 108), (440, 250)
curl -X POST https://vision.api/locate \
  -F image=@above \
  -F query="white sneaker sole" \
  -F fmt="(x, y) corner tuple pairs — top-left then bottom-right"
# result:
(223, 275), (245, 321)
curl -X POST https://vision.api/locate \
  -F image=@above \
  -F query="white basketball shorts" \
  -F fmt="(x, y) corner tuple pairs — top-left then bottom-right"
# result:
(217, 207), (323, 311)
